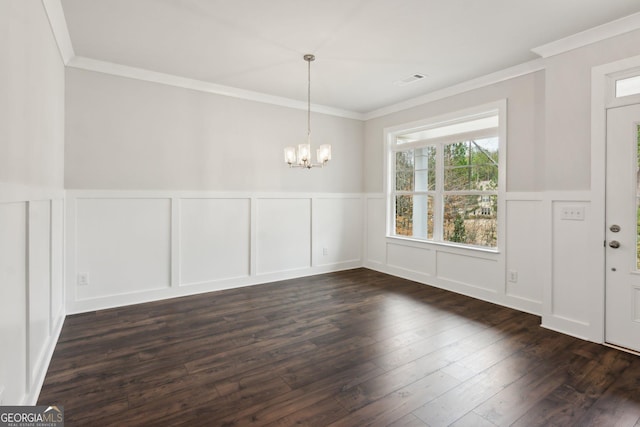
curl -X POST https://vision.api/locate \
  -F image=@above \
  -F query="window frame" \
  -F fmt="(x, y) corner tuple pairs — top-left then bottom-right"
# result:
(384, 100), (507, 253)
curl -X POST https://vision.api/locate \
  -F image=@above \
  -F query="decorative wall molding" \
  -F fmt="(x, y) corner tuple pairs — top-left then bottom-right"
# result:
(0, 194), (65, 405)
(0, 183), (64, 204)
(65, 190), (365, 314)
(67, 57), (363, 120)
(532, 12), (640, 59)
(41, 0), (640, 123)
(41, 0), (74, 64)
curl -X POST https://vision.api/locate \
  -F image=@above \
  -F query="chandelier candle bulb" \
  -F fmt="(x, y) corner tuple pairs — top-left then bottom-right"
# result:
(298, 143), (311, 163)
(284, 146), (297, 164)
(319, 144), (331, 162)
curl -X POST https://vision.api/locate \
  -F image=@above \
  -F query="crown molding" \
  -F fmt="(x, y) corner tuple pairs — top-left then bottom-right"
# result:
(532, 12), (640, 59)
(362, 59), (545, 121)
(67, 56), (365, 120)
(41, 0), (74, 64)
(41, 0), (640, 122)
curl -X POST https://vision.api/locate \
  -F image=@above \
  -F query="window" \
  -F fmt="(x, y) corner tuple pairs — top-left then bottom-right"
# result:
(387, 102), (505, 249)
(616, 75), (640, 98)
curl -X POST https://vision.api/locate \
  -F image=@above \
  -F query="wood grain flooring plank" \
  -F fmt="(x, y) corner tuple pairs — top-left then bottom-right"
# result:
(37, 268), (640, 426)
(387, 413), (429, 427)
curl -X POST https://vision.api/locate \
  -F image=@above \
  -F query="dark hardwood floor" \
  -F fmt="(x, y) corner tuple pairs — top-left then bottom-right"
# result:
(38, 268), (640, 426)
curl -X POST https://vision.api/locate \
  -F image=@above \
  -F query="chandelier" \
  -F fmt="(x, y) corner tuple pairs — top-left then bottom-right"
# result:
(284, 54), (331, 168)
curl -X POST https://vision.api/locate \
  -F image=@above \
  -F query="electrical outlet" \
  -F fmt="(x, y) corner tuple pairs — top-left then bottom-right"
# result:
(508, 270), (518, 283)
(77, 272), (89, 286)
(322, 247), (328, 256)
(561, 206), (585, 221)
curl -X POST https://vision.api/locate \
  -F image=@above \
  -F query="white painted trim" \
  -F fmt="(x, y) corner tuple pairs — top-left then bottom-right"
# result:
(65, 261), (361, 315)
(170, 198), (180, 288)
(504, 192), (544, 201)
(41, 0), (74, 64)
(0, 183), (64, 204)
(540, 319), (593, 343)
(67, 56), (364, 120)
(65, 189), (364, 200)
(382, 99), (507, 255)
(25, 314), (64, 405)
(363, 60), (544, 120)
(532, 12), (640, 59)
(64, 54), (544, 121)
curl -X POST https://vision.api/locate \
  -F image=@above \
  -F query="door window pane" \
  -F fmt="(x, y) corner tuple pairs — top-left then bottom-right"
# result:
(616, 75), (640, 98)
(636, 125), (640, 270)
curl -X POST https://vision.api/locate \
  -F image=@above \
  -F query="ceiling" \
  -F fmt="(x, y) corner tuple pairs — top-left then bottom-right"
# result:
(59, 0), (640, 115)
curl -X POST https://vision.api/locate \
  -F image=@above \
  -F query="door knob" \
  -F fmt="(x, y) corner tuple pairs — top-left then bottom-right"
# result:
(609, 240), (621, 249)
(610, 224), (621, 232)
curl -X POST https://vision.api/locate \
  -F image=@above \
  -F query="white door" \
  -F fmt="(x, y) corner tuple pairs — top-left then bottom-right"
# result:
(606, 103), (640, 352)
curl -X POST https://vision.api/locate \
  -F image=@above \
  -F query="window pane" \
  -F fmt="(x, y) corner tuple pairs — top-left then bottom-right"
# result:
(415, 146), (436, 191)
(395, 150), (414, 191)
(616, 75), (640, 98)
(444, 142), (471, 190)
(396, 116), (498, 144)
(395, 195), (433, 239)
(637, 197), (640, 271)
(444, 139), (498, 191)
(637, 125), (640, 270)
(443, 195), (497, 247)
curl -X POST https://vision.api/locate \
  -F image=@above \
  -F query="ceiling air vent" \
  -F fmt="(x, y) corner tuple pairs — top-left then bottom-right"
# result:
(394, 73), (427, 86)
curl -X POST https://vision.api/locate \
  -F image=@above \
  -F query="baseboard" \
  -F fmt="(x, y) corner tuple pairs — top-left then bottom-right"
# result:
(24, 311), (65, 405)
(66, 261), (363, 315)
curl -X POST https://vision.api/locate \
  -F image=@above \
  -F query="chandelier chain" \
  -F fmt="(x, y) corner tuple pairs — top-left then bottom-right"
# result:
(307, 56), (311, 139)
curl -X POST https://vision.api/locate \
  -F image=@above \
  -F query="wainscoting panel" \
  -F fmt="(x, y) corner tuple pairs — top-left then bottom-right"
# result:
(50, 199), (65, 331)
(437, 251), (500, 292)
(256, 198), (311, 275)
(313, 197), (363, 267)
(505, 199), (544, 305)
(0, 202), (28, 405)
(0, 191), (64, 405)
(179, 198), (250, 286)
(66, 191), (364, 314)
(387, 242), (436, 277)
(28, 200), (52, 387)
(75, 198), (172, 300)
(548, 199), (593, 333)
(366, 196), (386, 266)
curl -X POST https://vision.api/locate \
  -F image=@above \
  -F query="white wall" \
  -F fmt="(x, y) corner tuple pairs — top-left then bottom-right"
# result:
(64, 68), (364, 193)
(0, 1), (65, 405)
